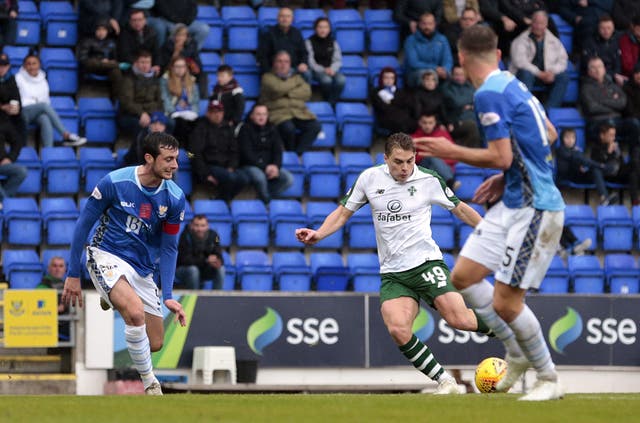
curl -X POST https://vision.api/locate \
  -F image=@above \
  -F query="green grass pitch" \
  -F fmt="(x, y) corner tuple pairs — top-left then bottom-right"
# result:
(1, 393), (639, 422)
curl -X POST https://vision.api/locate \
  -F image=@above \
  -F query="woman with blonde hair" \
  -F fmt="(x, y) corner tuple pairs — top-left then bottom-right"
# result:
(159, 56), (200, 147)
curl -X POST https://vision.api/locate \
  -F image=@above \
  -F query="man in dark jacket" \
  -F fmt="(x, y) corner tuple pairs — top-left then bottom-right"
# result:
(152, 0), (209, 50)
(78, 19), (119, 79)
(581, 15), (624, 85)
(117, 9), (160, 70)
(238, 103), (293, 203)
(189, 99), (247, 202)
(0, 52), (26, 208)
(175, 215), (225, 290)
(116, 50), (163, 138)
(257, 7), (310, 81)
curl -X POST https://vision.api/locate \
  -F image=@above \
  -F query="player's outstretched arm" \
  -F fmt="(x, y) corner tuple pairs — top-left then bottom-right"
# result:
(295, 205), (354, 245)
(61, 277), (83, 308)
(451, 201), (483, 228)
(164, 299), (187, 327)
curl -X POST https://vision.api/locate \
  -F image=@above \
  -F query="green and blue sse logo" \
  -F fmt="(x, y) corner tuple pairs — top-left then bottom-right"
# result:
(412, 307), (435, 342)
(549, 307), (583, 354)
(247, 307), (283, 355)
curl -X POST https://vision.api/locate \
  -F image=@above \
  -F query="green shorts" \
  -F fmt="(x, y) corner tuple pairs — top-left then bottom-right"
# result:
(380, 260), (457, 307)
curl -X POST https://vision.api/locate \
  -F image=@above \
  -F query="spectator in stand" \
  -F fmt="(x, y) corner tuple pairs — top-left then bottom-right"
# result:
(369, 66), (418, 135)
(79, 0), (121, 37)
(258, 51), (321, 155)
(443, 7), (481, 65)
(122, 110), (168, 166)
(557, 226), (592, 259)
(0, 0), (18, 47)
(117, 50), (164, 139)
(555, 127), (615, 205)
(624, 63), (640, 127)
(237, 103), (293, 203)
(441, 65), (481, 148)
(612, 1), (640, 34)
(0, 52), (26, 209)
(479, 0), (518, 57)
(580, 56), (639, 146)
(160, 56), (199, 147)
(189, 99), (247, 202)
(500, 0), (557, 36)
(404, 12), (453, 88)
(175, 215), (225, 290)
(509, 11), (569, 110)
(305, 17), (346, 106)
(160, 23), (206, 98)
(257, 7), (310, 82)
(558, 0), (613, 52)
(413, 69), (447, 125)
(78, 18), (120, 86)
(591, 122), (640, 205)
(394, 0), (443, 40)
(118, 9), (161, 73)
(411, 112), (460, 191)
(210, 65), (245, 129)
(581, 15), (625, 86)
(37, 256), (68, 315)
(150, 0), (209, 50)
(442, 0), (479, 28)
(619, 16), (640, 79)
(15, 53), (87, 147)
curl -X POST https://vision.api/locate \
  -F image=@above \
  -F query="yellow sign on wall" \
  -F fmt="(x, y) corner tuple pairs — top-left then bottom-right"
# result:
(4, 290), (58, 347)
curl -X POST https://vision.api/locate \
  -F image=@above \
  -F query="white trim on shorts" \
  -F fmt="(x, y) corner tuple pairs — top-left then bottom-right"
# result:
(86, 246), (163, 317)
(459, 201), (564, 290)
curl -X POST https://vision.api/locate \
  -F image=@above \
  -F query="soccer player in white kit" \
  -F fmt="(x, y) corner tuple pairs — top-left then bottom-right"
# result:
(297, 133), (489, 394)
(416, 25), (565, 401)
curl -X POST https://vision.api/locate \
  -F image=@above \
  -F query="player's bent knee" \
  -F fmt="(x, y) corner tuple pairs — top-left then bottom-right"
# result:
(386, 323), (413, 345)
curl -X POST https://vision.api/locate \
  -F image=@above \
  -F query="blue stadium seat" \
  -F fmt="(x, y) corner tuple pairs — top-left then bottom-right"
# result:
(79, 147), (115, 194)
(306, 201), (343, 249)
(339, 55), (368, 101)
(306, 101), (337, 148)
(568, 255), (604, 294)
(310, 252), (350, 291)
(346, 204), (376, 249)
(563, 61), (579, 105)
(201, 52), (222, 74)
(364, 9), (400, 54)
(430, 205), (455, 251)
(39, 47), (78, 94)
(235, 250), (273, 291)
(339, 151), (372, 189)
(270, 199), (307, 248)
(293, 8), (325, 35)
(41, 146), (80, 194)
(604, 254), (640, 294)
(280, 151), (305, 198)
(550, 13), (573, 54)
(41, 197), (79, 245)
(272, 251), (311, 292)
(257, 6), (279, 29)
(3, 198), (41, 245)
(221, 6), (258, 51)
(597, 205), (633, 251)
(50, 96), (79, 142)
(3, 45), (29, 74)
(564, 205), (598, 252)
(633, 205), (640, 250)
(335, 102), (373, 148)
(15, 1), (41, 45)
(302, 151), (341, 198)
(453, 163), (485, 201)
(222, 52), (260, 98)
(192, 199), (233, 248)
(348, 253), (380, 292)
(540, 255), (570, 293)
(328, 9), (365, 54)
(2, 249), (42, 289)
(367, 55), (403, 87)
(41, 248), (70, 273)
(442, 252), (455, 270)
(220, 250), (236, 290)
(175, 148), (192, 196)
(15, 146), (42, 194)
(40, 1), (78, 46)
(78, 97), (117, 143)
(454, 202), (484, 248)
(548, 107), (586, 150)
(196, 5), (223, 51)
(231, 199), (269, 248)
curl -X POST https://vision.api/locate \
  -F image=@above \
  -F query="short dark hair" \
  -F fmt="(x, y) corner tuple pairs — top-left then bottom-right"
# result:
(599, 122), (616, 134)
(314, 17), (330, 30)
(598, 14), (614, 25)
(135, 49), (153, 61)
(458, 25), (498, 57)
(385, 133), (415, 156)
(192, 214), (208, 222)
(217, 64), (233, 74)
(129, 8), (145, 19)
(142, 132), (179, 159)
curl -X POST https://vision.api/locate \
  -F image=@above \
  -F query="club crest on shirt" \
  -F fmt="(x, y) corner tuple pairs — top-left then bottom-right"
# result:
(479, 112), (501, 126)
(91, 186), (102, 200)
(445, 187), (454, 197)
(158, 205), (168, 218)
(140, 203), (152, 219)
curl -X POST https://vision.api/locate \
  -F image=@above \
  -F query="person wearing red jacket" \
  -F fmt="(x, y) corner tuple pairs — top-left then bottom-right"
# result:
(619, 16), (640, 78)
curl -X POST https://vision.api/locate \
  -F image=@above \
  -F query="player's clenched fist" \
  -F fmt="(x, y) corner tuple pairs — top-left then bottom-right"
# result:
(295, 228), (319, 245)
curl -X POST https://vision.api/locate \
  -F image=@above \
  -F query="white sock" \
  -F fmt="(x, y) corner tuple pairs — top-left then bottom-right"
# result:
(459, 280), (525, 359)
(509, 306), (557, 381)
(437, 370), (454, 382)
(124, 324), (156, 388)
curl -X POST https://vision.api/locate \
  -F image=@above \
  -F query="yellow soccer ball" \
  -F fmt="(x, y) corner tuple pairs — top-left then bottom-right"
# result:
(475, 357), (507, 393)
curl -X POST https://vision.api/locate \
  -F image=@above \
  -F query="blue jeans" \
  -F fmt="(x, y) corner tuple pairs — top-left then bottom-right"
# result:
(516, 69), (570, 109)
(311, 70), (346, 105)
(208, 165), (248, 201)
(240, 166), (294, 203)
(175, 265), (225, 289)
(146, 17), (210, 50)
(22, 103), (68, 147)
(419, 157), (454, 183)
(0, 163), (28, 201)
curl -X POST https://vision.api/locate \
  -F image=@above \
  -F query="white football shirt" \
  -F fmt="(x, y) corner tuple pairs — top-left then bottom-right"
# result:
(341, 164), (460, 273)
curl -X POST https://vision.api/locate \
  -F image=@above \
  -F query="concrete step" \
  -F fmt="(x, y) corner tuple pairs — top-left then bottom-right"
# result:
(0, 373), (75, 394)
(0, 355), (62, 373)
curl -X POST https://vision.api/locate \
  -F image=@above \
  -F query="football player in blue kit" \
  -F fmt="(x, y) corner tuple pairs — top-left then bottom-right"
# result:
(62, 132), (186, 395)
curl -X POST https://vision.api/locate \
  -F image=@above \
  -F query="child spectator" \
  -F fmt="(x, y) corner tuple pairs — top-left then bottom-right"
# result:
(210, 65), (245, 128)
(305, 17), (346, 105)
(15, 53), (86, 147)
(77, 18), (119, 84)
(160, 23), (206, 97)
(370, 67), (418, 134)
(160, 56), (199, 147)
(413, 69), (447, 125)
(411, 112), (460, 191)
